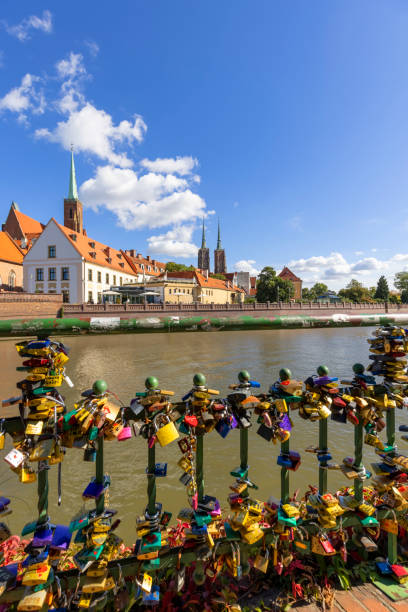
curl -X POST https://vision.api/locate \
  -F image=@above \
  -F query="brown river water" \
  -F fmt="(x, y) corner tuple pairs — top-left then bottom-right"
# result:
(0, 326), (406, 545)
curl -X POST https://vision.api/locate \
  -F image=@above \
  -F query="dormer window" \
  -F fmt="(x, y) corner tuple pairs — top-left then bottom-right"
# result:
(70, 234), (77, 242)
(90, 251), (96, 259)
(119, 262), (124, 268)
(107, 257), (112, 263)
(117, 253), (122, 259)
(89, 241), (95, 248)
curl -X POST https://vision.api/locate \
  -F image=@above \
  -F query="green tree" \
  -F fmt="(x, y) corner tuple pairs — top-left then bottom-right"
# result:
(389, 293), (401, 304)
(165, 262), (195, 272)
(374, 275), (389, 301)
(338, 279), (373, 303)
(256, 266), (294, 302)
(209, 273), (226, 280)
(401, 289), (408, 304)
(394, 272), (408, 293)
(302, 283), (330, 301)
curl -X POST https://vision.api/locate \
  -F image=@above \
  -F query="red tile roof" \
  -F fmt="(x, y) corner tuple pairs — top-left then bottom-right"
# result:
(278, 266), (301, 282)
(160, 270), (244, 292)
(54, 220), (137, 276)
(0, 232), (24, 265)
(14, 210), (44, 238)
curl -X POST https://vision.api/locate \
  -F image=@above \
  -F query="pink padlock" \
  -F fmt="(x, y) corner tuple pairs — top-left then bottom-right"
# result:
(117, 426), (132, 441)
(148, 434), (157, 448)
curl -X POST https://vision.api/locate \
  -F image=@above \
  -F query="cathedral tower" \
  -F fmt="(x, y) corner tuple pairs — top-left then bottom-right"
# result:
(197, 218), (210, 272)
(214, 219), (227, 274)
(64, 150), (83, 234)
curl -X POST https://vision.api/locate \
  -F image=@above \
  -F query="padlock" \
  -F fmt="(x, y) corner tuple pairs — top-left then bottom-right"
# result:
(117, 425), (132, 441)
(19, 466), (37, 483)
(257, 423), (274, 441)
(83, 446), (97, 462)
(153, 414), (179, 447)
(17, 588), (48, 611)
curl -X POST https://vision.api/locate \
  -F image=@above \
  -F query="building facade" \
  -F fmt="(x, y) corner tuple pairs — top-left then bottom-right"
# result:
(278, 267), (302, 300)
(126, 270), (244, 305)
(0, 232), (24, 290)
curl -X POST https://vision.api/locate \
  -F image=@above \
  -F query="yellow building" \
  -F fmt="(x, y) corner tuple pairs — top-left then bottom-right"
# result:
(125, 270), (245, 304)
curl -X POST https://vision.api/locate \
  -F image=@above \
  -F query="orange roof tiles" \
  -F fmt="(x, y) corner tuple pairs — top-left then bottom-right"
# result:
(0, 232), (24, 265)
(161, 270), (244, 292)
(54, 220), (137, 276)
(278, 266), (301, 282)
(14, 210), (44, 237)
(123, 251), (165, 276)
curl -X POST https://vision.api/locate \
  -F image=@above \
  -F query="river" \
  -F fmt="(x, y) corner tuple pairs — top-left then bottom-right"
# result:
(0, 326), (405, 544)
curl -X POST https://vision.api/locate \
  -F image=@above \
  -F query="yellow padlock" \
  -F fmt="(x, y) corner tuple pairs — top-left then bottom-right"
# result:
(17, 589), (47, 611)
(19, 467), (37, 483)
(154, 414), (179, 447)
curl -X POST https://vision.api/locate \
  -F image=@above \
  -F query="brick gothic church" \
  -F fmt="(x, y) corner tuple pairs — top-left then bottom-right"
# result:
(197, 220), (227, 275)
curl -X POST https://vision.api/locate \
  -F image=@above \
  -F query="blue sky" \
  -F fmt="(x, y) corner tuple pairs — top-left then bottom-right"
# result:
(1, 1), (408, 289)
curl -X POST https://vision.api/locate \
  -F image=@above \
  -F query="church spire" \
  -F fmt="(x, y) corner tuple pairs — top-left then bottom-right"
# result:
(68, 148), (78, 200)
(201, 218), (206, 248)
(217, 218), (222, 249)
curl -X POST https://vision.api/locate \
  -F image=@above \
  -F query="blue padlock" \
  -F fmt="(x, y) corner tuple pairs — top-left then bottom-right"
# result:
(277, 454), (292, 468)
(142, 585), (160, 606)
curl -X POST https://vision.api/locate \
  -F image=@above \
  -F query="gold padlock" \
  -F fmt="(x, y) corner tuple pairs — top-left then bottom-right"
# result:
(17, 588), (48, 611)
(154, 414), (179, 447)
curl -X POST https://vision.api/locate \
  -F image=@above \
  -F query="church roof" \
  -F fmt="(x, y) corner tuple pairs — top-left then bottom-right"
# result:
(0, 232), (24, 265)
(14, 210), (44, 238)
(278, 266), (302, 282)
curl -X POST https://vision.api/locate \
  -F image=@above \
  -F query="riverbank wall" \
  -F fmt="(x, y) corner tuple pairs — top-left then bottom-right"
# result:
(2, 311), (408, 336)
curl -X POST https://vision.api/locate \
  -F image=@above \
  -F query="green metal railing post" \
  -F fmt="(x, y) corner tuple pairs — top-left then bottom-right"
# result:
(353, 420), (364, 504)
(280, 439), (290, 504)
(147, 445), (156, 516)
(37, 462), (49, 525)
(386, 405), (397, 563)
(240, 429), (249, 499)
(196, 434), (204, 503)
(318, 419), (328, 494)
(96, 437), (105, 515)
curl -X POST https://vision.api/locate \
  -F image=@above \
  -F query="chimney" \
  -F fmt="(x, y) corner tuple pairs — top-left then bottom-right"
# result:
(146, 255), (150, 261)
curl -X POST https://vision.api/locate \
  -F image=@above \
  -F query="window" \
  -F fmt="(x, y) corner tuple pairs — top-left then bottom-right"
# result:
(169, 288), (172, 294)
(97, 293), (102, 304)
(48, 245), (56, 258)
(120, 277), (123, 286)
(61, 267), (69, 280)
(88, 291), (93, 303)
(113, 275), (116, 285)
(88, 269), (93, 281)
(48, 268), (56, 281)
(62, 290), (70, 303)
(69, 208), (73, 219)
(97, 271), (102, 283)
(8, 270), (16, 288)
(106, 273), (109, 284)
(36, 268), (44, 281)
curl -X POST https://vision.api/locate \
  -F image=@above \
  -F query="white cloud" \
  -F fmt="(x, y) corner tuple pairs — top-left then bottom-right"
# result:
(233, 260), (260, 276)
(351, 257), (386, 273)
(80, 164), (206, 230)
(147, 225), (198, 258)
(286, 251), (408, 290)
(0, 73), (45, 119)
(85, 41), (99, 58)
(3, 10), (52, 42)
(56, 52), (86, 80)
(35, 104), (147, 167)
(140, 156), (198, 176)
(354, 251), (364, 256)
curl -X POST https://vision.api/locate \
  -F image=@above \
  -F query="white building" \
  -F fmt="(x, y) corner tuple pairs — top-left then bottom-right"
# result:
(23, 218), (139, 303)
(23, 152), (165, 303)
